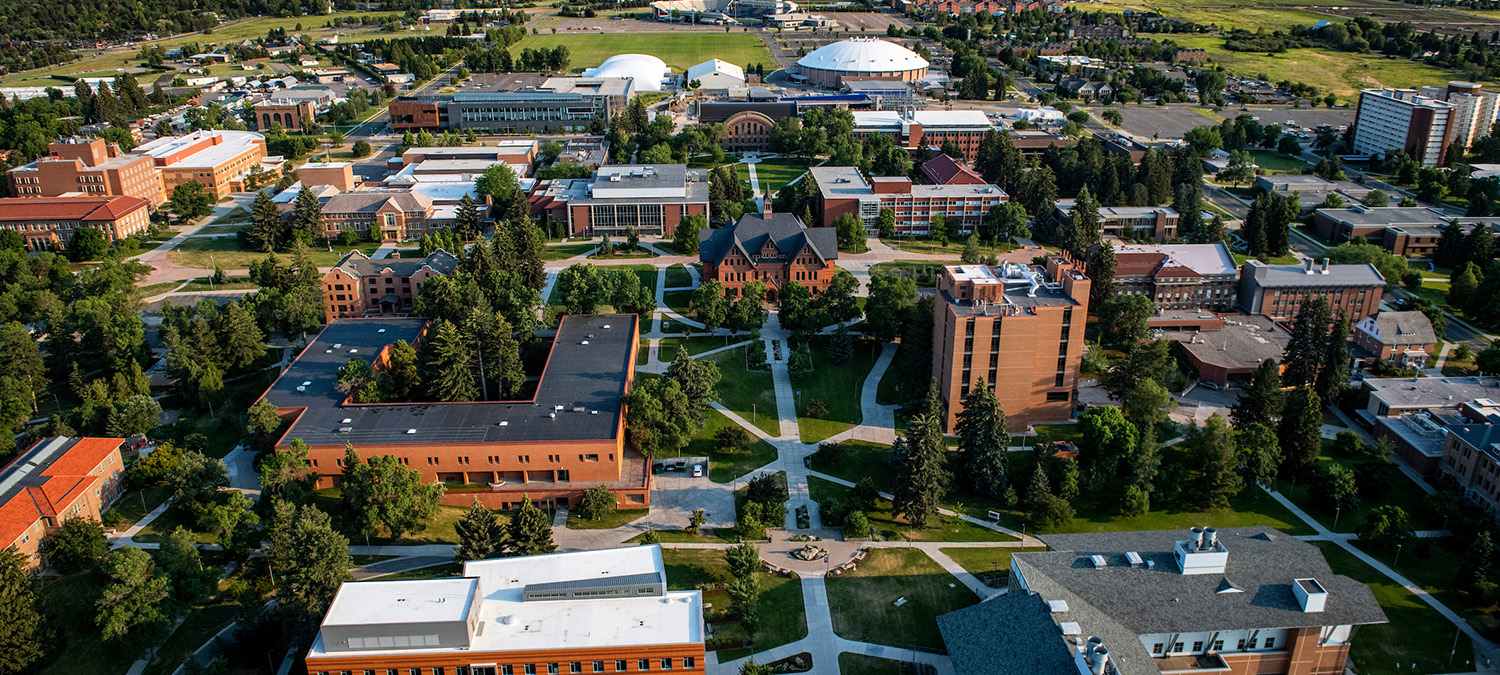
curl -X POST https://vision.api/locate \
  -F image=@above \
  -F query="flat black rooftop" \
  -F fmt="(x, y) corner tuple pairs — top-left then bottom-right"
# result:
(267, 315), (636, 447)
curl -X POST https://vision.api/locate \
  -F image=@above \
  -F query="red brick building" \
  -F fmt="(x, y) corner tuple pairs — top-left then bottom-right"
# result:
(920, 154), (987, 185)
(529, 165), (709, 237)
(261, 315), (649, 510)
(1352, 311), (1437, 368)
(813, 165), (1008, 234)
(321, 249), (459, 321)
(1237, 259), (1386, 322)
(0, 437), (126, 572)
(698, 208), (839, 301)
(0, 195), (152, 251)
(931, 257), (1090, 430)
(7, 138), (164, 207)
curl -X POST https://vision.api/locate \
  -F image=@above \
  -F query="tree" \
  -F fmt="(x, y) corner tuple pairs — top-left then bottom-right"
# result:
(1183, 126), (1222, 156)
(955, 382), (1009, 498)
(1460, 531), (1496, 593)
(1315, 314), (1352, 404)
(509, 495), (556, 556)
(267, 505), (351, 621)
(66, 227), (108, 262)
(725, 542), (760, 579)
(0, 546), (44, 674)
(1173, 182), (1205, 242)
(454, 194), (481, 240)
(1061, 187), (1100, 258)
(623, 377), (696, 457)
(95, 547), (171, 656)
(1123, 378), (1175, 429)
(675, 213), (707, 254)
(877, 208), (898, 239)
(170, 451), (228, 507)
(666, 346), (721, 422)
(1096, 295), (1154, 344)
(728, 281), (768, 333)
(1231, 359), (1284, 429)
(1282, 297), (1332, 387)
(1186, 414), (1243, 507)
(1237, 422), (1282, 488)
(836, 213), (867, 253)
(157, 527), (215, 605)
(1078, 405), (1137, 482)
(214, 301), (266, 372)
(689, 280), (731, 332)
(1278, 386), (1323, 477)
(169, 180), (212, 221)
(892, 410), (948, 529)
(816, 271), (861, 326)
(455, 499), (508, 562)
(1357, 505), (1412, 548)
(1217, 150), (1255, 186)
(1314, 463), (1359, 511)
(419, 320), (476, 402)
(864, 274), (917, 342)
(341, 448), (445, 541)
(48, 516), (108, 574)
(986, 201), (1029, 242)
(578, 485), (617, 521)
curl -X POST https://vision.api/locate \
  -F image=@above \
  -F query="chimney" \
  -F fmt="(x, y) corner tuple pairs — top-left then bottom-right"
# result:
(1321, 259), (1330, 274)
(1304, 258), (1315, 274)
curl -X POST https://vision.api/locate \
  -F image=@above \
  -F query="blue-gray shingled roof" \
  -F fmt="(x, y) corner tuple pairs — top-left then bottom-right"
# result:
(938, 592), (1080, 675)
(698, 212), (837, 266)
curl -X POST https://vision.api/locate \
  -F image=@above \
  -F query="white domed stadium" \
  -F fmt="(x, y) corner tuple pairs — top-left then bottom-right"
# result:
(582, 54), (672, 92)
(796, 38), (929, 87)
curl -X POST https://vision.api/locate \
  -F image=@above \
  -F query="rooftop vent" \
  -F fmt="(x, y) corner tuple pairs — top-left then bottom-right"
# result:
(499, 421), (509, 426)
(1048, 599), (1069, 613)
(295, 385), (307, 392)
(581, 340), (589, 345)
(1293, 578), (1328, 612)
(1174, 526), (1228, 575)
(603, 324), (611, 329)
(1125, 551), (1144, 568)
(406, 428), (417, 434)
(341, 418), (352, 424)
(302, 381), (313, 387)
(1059, 621), (1081, 635)
(339, 427), (352, 433)
(1090, 555), (1107, 569)
(378, 328), (387, 333)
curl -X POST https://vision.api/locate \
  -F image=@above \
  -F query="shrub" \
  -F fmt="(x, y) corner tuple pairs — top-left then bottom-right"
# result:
(805, 399), (829, 418)
(715, 425), (753, 453)
(843, 510), (871, 538)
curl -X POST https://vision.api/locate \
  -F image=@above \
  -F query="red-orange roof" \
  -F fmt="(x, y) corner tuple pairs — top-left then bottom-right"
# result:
(44, 437), (124, 477)
(0, 437), (123, 550)
(0, 196), (149, 223)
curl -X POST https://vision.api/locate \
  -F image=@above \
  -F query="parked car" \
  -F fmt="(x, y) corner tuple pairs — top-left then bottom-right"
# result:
(693, 464), (704, 477)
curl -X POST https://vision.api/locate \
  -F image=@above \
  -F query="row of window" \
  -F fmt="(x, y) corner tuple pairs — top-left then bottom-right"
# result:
(318, 657), (696, 675)
(1150, 637), (1275, 654)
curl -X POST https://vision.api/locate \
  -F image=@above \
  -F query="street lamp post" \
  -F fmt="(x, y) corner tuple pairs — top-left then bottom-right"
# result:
(1334, 506), (1341, 531)
(1395, 543), (1404, 567)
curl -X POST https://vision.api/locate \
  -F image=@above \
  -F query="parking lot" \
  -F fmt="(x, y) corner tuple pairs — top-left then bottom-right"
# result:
(1106, 103), (1356, 141)
(645, 467), (736, 531)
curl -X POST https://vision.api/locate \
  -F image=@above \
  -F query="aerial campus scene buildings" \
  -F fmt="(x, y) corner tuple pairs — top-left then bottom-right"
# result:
(20, 1), (1500, 675)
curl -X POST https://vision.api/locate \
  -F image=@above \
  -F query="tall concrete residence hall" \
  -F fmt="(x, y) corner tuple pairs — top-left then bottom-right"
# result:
(0, 437), (126, 572)
(260, 315), (647, 509)
(932, 256), (1090, 431)
(306, 546), (704, 675)
(938, 527), (1387, 675)
(698, 207), (839, 301)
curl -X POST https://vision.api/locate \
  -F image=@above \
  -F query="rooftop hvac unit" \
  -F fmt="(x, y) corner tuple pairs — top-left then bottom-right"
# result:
(378, 328), (386, 333)
(406, 428), (417, 434)
(499, 421), (509, 426)
(295, 386), (306, 392)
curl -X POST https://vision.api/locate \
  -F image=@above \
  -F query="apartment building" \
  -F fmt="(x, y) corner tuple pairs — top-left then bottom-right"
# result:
(1237, 259), (1385, 322)
(1352, 311), (1437, 369)
(699, 206), (838, 301)
(0, 437), (126, 572)
(1310, 203), (1499, 257)
(260, 314), (648, 509)
(852, 110), (994, 158)
(931, 257), (1090, 431)
(1109, 243), (1239, 311)
(7, 138), (164, 206)
(1418, 81), (1500, 152)
(0, 195), (152, 252)
(528, 165), (710, 237)
(812, 165), (1007, 234)
(939, 527), (1387, 675)
(389, 78), (635, 134)
(1436, 401), (1500, 519)
(133, 129), (281, 198)
(315, 190), (452, 242)
(1359, 376), (1500, 474)
(321, 249), (460, 321)
(1054, 201), (1179, 242)
(306, 546), (704, 675)
(1352, 88), (1456, 167)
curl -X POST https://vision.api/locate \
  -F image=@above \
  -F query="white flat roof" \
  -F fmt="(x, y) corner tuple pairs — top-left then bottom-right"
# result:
(134, 130), (264, 169)
(323, 578), (478, 626)
(947, 264), (1003, 284)
(914, 110), (992, 127)
(310, 546), (702, 658)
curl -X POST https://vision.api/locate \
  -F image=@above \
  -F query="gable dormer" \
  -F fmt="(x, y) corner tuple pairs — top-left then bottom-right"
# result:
(758, 237), (781, 260)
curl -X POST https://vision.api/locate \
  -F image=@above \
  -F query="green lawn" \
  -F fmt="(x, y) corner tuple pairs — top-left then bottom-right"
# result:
(808, 477), (1016, 542)
(35, 574), (114, 675)
(660, 335), (742, 358)
(826, 548), (979, 650)
(838, 653), (907, 675)
(664, 289), (694, 316)
(567, 508), (649, 529)
(1232, 252), (1302, 266)
(631, 529), (737, 544)
(193, 224), (247, 235)
(132, 500), (218, 545)
(540, 242), (596, 261)
(312, 488), (494, 545)
(706, 346), (780, 438)
(1311, 542), (1474, 675)
(810, 440), (897, 493)
(875, 344), (907, 406)
(886, 238), (1017, 258)
(102, 486), (172, 529)
(939, 546), (1048, 588)
(178, 275), (259, 292)
(665, 263), (694, 289)
(1274, 439), (1442, 533)
(381, 562), (465, 580)
(870, 261), (942, 288)
(510, 33), (772, 73)
(1353, 538), (1500, 643)
(1167, 34), (1484, 99)
(1248, 149), (1312, 174)
(168, 237), (382, 270)
(693, 408), (779, 483)
(143, 604), (239, 675)
(794, 337), (879, 443)
(738, 158), (815, 193)
(1049, 486), (1314, 535)
(661, 549), (807, 661)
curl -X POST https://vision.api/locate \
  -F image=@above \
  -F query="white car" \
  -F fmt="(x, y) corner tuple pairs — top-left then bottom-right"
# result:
(693, 465), (704, 477)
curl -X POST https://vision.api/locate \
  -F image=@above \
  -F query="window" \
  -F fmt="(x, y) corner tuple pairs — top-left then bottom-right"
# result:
(526, 666), (537, 675)
(571, 664), (582, 674)
(1236, 640), (1245, 650)
(682, 658), (694, 670)
(548, 664), (559, 675)
(1263, 638), (1275, 650)
(1172, 643), (1183, 652)
(1246, 639), (1257, 649)
(1191, 642), (1203, 652)
(661, 659), (672, 671)
(503, 668), (514, 675)
(616, 662), (627, 672)
(638, 660), (650, 671)
(1152, 644), (1163, 655)
(593, 663), (605, 673)
(1211, 640), (1223, 651)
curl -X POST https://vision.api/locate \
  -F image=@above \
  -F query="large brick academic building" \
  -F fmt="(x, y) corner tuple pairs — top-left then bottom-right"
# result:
(260, 314), (648, 510)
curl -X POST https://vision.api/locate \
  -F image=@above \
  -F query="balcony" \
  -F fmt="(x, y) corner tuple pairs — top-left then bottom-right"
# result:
(1155, 653), (1231, 674)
